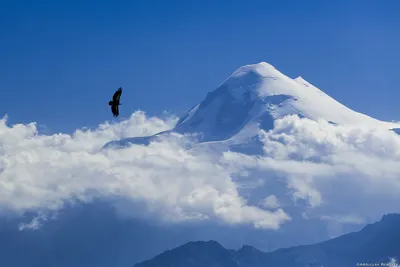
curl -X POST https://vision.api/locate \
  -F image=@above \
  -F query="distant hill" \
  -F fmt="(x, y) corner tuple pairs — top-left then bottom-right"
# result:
(133, 213), (400, 267)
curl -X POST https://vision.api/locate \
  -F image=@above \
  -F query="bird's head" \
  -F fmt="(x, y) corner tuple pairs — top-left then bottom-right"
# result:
(108, 101), (113, 106)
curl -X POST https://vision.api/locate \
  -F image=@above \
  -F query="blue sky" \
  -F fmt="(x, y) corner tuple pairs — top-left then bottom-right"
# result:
(1, 0), (399, 133)
(2, 2), (400, 264)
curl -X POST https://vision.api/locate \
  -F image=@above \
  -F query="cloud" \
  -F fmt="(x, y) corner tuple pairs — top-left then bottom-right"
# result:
(262, 195), (280, 209)
(0, 111), (290, 230)
(18, 212), (50, 231)
(388, 258), (400, 267)
(2, 110), (400, 234)
(222, 115), (400, 226)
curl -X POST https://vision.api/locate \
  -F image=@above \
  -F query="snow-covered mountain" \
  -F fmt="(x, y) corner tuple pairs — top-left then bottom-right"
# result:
(104, 61), (400, 149)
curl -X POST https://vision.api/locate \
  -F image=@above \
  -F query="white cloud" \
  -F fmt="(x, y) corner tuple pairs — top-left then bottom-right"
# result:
(18, 212), (49, 231)
(3, 111), (400, 234)
(262, 195), (280, 209)
(0, 111), (290, 230)
(387, 258), (400, 267)
(320, 214), (365, 224)
(222, 114), (400, 226)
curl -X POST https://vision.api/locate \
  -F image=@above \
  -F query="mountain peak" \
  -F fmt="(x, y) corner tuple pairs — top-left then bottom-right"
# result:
(229, 61), (280, 79)
(294, 76), (311, 86)
(185, 240), (224, 248)
(173, 61), (400, 143)
(237, 244), (263, 255)
(105, 61), (400, 149)
(380, 213), (400, 224)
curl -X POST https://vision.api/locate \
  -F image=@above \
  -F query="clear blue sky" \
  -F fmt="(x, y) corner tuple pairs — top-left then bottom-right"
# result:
(1, 0), (399, 133)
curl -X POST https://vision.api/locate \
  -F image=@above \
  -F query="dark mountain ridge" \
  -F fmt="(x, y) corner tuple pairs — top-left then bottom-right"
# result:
(134, 213), (400, 267)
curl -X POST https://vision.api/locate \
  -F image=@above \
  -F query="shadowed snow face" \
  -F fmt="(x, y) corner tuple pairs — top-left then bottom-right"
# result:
(1, 110), (400, 234)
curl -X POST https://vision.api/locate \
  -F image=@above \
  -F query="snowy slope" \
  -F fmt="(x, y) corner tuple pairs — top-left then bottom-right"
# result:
(174, 62), (400, 139)
(104, 62), (400, 148)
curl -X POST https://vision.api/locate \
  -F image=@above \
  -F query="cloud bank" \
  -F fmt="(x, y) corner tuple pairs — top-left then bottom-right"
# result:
(0, 111), (289, 230)
(1, 111), (400, 233)
(223, 115), (400, 231)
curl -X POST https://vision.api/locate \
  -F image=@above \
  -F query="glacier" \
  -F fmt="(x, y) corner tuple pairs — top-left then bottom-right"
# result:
(103, 61), (400, 150)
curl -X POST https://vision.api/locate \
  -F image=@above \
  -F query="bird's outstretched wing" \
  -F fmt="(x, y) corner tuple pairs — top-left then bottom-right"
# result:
(111, 104), (119, 117)
(113, 87), (122, 104)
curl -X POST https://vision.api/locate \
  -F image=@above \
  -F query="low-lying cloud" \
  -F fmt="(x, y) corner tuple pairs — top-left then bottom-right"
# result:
(1, 111), (400, 233)
(0, 111), (289, 230)
(223, 115), (400, 232)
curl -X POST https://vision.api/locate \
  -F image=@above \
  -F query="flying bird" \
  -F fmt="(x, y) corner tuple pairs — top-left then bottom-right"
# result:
(109, 87), (122, 117)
